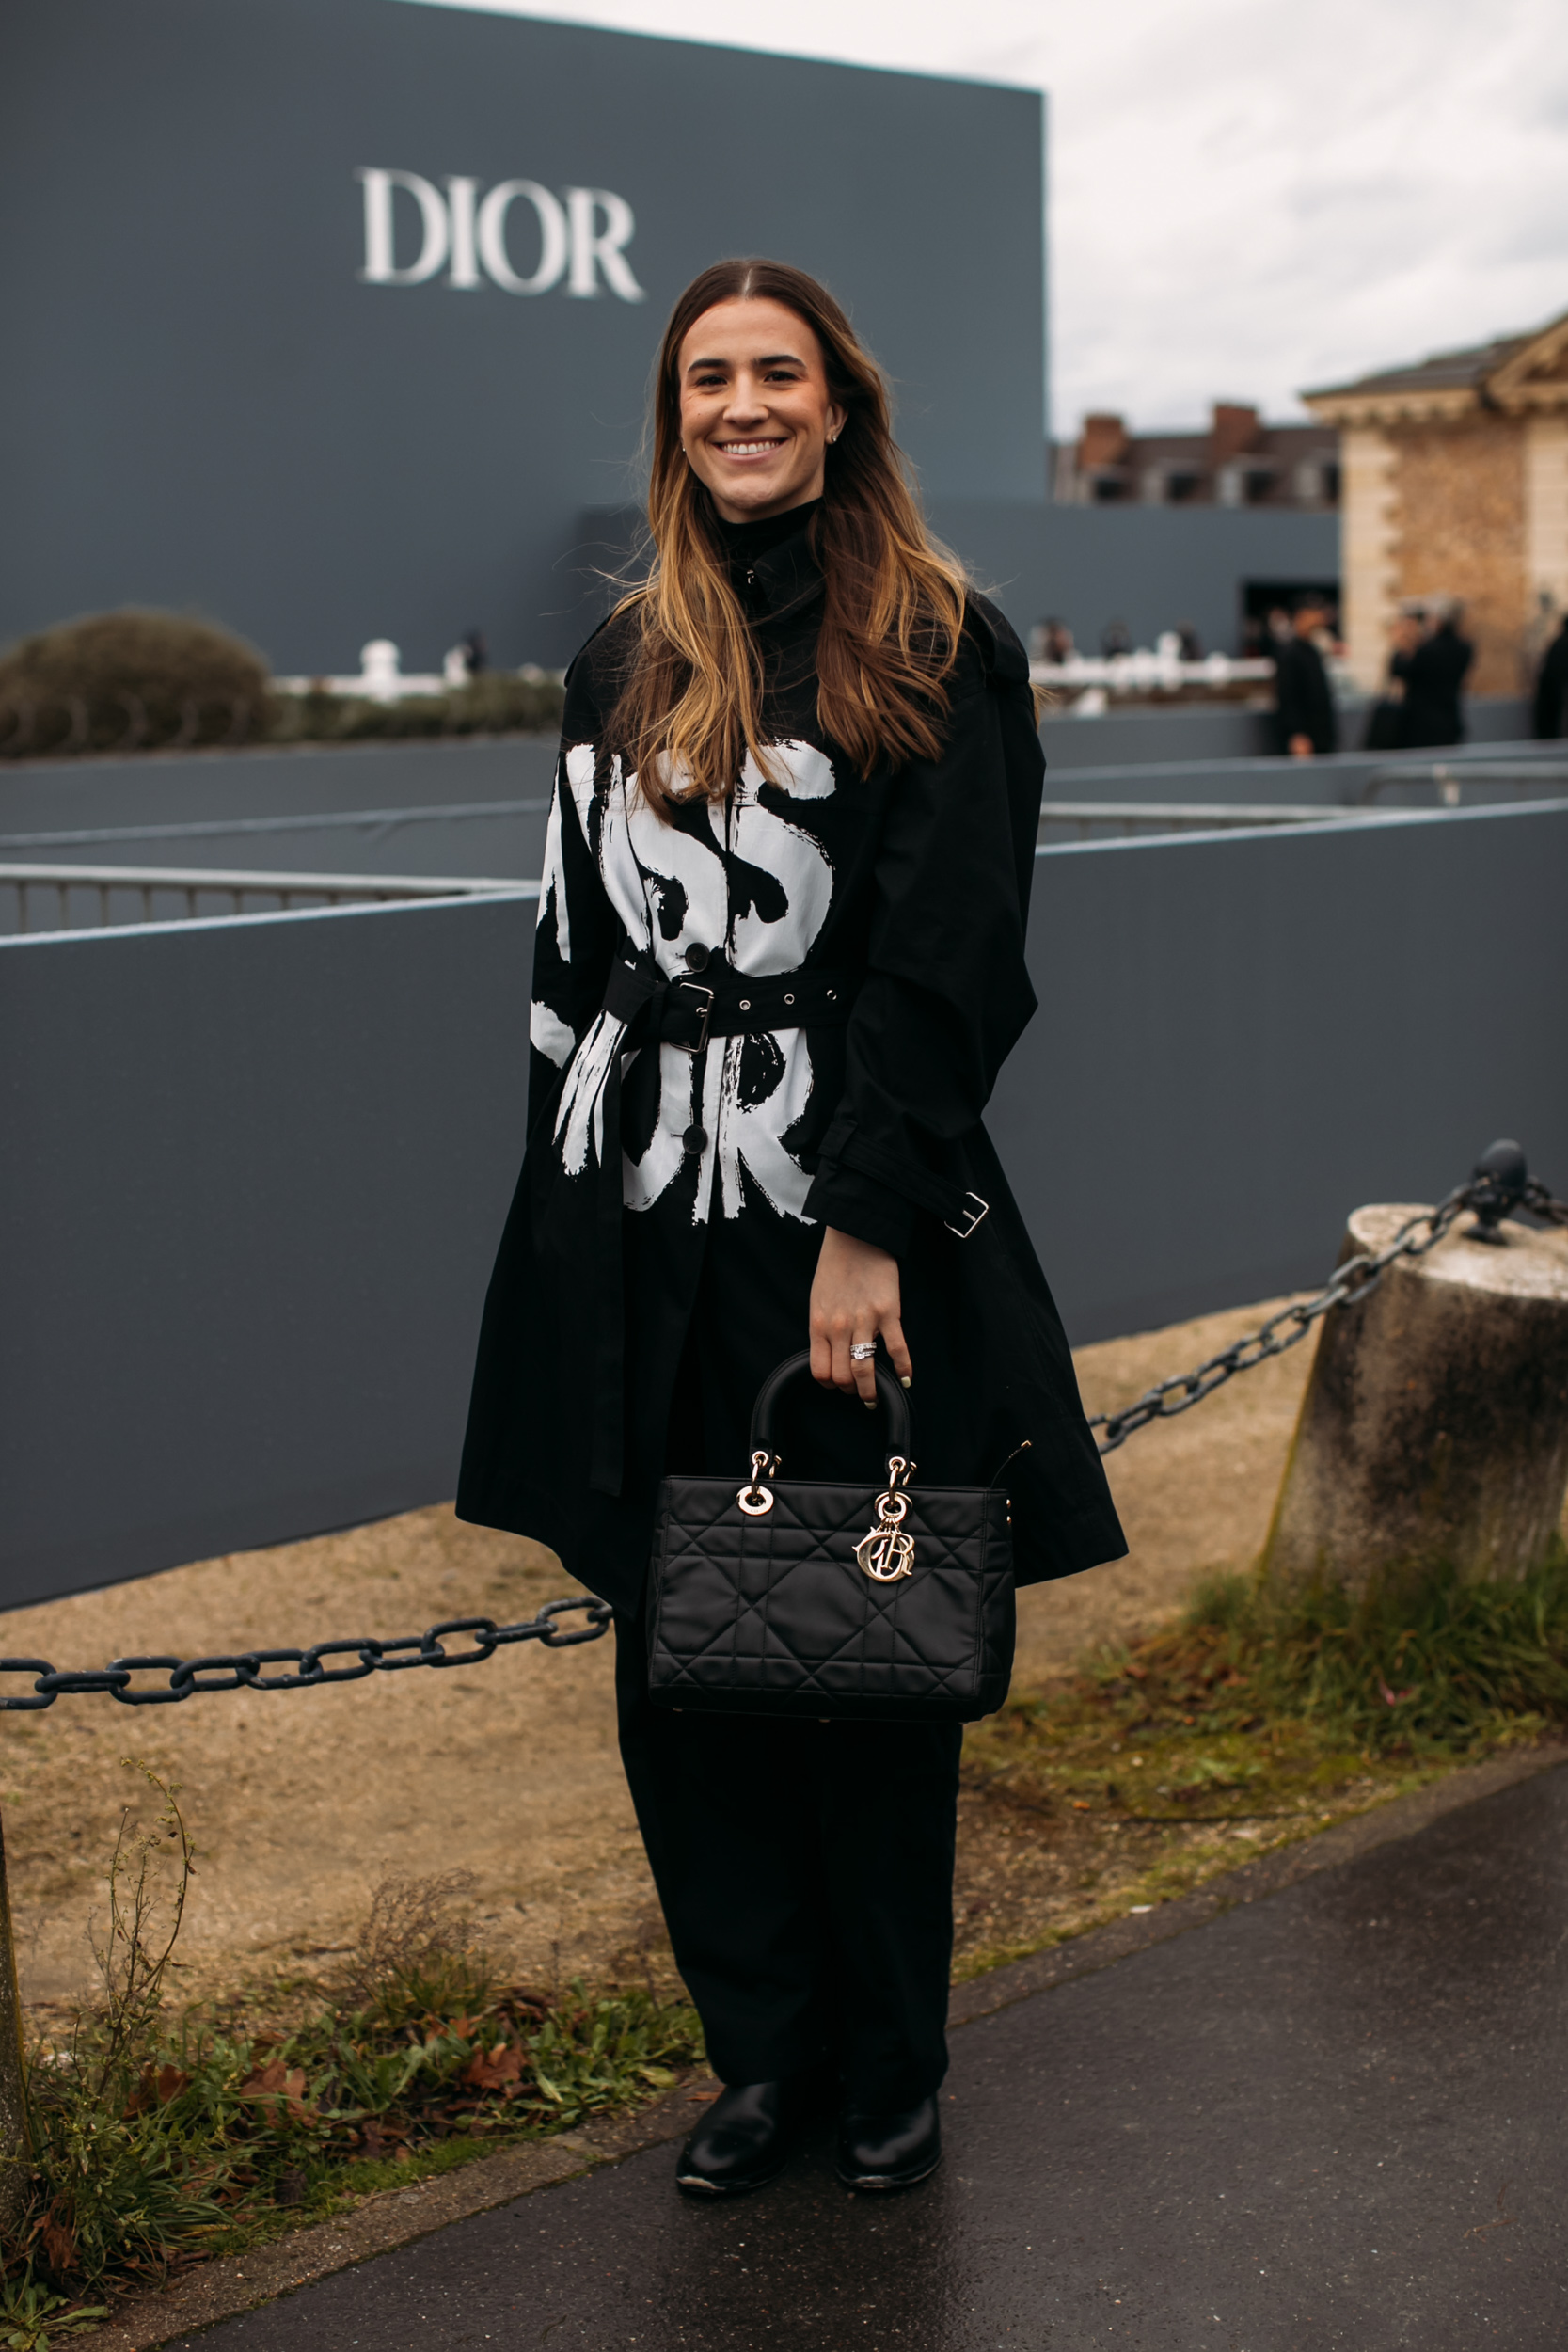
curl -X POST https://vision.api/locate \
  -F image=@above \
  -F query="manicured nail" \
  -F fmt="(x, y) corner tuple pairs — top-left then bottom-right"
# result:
(900, 1376), (911, 1390)
(864, 1400), (877, 1411)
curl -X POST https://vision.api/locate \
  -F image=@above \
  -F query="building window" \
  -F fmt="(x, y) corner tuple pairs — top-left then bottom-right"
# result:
(1292, 458), (1339, 506)
(1165, 471), (1201, 502)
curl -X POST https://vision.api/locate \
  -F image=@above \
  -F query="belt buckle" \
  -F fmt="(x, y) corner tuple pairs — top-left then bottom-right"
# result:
(672, 980), (715, 1054)
(945, 1191), (989, 1240)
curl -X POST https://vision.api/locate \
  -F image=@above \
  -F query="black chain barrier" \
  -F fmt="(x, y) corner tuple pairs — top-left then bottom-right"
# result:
(1089, 1140), (1566, 1454)
(0, 1597), (613, 1715)
(5, 1145), (1561, 1710)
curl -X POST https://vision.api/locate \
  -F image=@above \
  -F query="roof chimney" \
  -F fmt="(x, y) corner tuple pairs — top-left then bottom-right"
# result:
(1209, 403), (1262, 461)
(1077, 413), (1131, 469)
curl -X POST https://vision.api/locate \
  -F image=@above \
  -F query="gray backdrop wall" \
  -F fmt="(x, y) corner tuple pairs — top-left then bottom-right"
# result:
(2, 0), (1047, 674)
(3, 799), (1564, 1611)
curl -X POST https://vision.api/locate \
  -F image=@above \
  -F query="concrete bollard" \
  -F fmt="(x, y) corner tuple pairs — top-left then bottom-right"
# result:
(1261, 1203), (1568, 1594)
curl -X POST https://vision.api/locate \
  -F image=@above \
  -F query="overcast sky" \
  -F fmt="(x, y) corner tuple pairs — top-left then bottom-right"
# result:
(413, 0), (1568, 434)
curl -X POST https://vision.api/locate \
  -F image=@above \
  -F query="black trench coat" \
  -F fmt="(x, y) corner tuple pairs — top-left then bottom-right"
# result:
(457, 519), (1126, 1613)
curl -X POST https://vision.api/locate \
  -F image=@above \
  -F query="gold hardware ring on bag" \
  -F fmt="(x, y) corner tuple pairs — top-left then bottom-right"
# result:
(736, 1450), (780, 1516)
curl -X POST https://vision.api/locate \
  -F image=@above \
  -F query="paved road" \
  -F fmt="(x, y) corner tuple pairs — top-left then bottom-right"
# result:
(178, 1766), (1568, 2350)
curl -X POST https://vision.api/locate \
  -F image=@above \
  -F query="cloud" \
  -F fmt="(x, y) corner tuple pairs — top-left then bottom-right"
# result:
(406, 0), (1568, 430)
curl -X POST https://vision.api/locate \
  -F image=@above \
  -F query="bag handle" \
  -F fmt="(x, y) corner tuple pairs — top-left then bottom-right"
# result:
(747, 1349), (912, 1467)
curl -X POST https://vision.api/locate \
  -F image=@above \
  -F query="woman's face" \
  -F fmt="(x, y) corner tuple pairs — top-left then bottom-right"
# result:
(676, 298), (847, 525)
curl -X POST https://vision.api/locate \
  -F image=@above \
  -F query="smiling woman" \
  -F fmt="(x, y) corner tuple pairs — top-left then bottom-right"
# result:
(456, 255), (1124, 2208)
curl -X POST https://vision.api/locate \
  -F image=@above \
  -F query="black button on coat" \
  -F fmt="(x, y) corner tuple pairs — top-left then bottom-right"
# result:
(456, 518), (1126, 1612)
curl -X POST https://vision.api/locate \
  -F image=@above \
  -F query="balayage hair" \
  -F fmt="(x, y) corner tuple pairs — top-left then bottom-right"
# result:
(607, 258), (968, 818)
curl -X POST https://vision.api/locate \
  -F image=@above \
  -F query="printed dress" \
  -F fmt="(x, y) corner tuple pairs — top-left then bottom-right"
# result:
(457, 516), (1124, 1613)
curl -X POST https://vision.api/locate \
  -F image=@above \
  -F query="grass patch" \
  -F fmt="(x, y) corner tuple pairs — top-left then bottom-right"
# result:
(1176, 1546), (1568, 1749)
(955, 1549), (1568, 1977)
(0, 1771), (702, 2341)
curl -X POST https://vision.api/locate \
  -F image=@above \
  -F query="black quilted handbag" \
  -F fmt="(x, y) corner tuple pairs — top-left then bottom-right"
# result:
(646, 1351), (1016, 1724)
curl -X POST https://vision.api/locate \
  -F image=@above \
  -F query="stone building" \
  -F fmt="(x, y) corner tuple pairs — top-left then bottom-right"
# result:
(1304, 310), (1568, 694)
(1053, 403), (1339, 510)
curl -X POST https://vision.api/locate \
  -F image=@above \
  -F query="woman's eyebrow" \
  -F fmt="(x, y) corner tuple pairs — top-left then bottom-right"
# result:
(684, 351), (807, 374)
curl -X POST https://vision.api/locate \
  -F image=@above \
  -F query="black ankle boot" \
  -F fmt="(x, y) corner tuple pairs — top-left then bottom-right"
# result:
(835, 2096), (942, 2190)
(675, 2079), (809, 2198)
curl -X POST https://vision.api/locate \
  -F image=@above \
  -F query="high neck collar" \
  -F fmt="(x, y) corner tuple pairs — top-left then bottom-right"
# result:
(710, 497), (821, 560)
(708, 499), (823, 625)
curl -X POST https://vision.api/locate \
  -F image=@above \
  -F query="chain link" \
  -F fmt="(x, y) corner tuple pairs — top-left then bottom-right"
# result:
(1089, 1150), (1567, 1454)
(1524, 1176), (1568, 1230)
(0, 1596), (612, 1715)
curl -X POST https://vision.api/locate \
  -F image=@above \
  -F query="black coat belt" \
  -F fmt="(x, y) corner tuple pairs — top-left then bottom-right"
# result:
(601, 951), (859, 1053)
(586, 947), (860, 1498)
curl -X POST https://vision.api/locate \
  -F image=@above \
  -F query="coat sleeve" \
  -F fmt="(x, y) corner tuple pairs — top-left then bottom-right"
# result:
(803, 620), (1043, 1256)
(526, 661), (625, 1131)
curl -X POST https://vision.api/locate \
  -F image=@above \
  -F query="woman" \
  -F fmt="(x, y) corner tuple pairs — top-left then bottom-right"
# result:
(458, 259), (1125, 2199)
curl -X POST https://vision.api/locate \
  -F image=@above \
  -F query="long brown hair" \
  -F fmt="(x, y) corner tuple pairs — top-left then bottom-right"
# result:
(607, 258), (967, 817)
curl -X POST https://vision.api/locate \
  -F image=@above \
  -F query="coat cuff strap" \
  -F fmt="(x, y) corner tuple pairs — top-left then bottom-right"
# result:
(816, 1119), (990, 1240)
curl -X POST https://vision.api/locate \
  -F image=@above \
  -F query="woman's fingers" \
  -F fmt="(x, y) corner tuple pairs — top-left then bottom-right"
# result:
(880, 1312), (913, 1391)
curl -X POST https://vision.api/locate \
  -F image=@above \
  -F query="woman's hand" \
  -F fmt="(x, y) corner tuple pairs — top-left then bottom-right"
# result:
(809, 1227), (912, 1405)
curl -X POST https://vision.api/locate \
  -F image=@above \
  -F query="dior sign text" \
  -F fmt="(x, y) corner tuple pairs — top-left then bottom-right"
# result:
(356, 168), (645, 300)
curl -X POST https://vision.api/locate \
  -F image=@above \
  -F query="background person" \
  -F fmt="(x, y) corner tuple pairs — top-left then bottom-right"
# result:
(1532, 611), (1568, 739)
(1400, 596), (1473, 747)
(1029, 616), (1075, 665)
(1363, 609), (1421, 751)
(457, 257), (1124, 2204)
(1273, 591), (1338, 756)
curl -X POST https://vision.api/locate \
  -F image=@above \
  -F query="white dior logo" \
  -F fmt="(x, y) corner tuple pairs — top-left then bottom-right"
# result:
(356, 168), (645, 302)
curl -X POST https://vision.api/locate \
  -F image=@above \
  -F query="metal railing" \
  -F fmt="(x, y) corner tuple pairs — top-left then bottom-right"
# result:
(0, 864), (530, 933)
(1030, 652), (1275, 691)
(0, 797), (551, 859)
(1036, 801), (1367, 842)
(1360, 759), (1568, 806)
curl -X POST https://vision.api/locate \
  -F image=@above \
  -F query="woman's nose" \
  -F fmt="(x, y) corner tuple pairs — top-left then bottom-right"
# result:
(723, 378), (768, 423)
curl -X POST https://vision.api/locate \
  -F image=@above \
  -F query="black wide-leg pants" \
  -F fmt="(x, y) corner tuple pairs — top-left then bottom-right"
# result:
(615, 1615), (961, 2106)
(610, 1213), (963, 2106)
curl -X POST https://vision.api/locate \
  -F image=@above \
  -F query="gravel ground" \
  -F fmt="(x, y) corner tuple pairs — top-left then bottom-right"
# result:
(0, 1296), (1326, 2018)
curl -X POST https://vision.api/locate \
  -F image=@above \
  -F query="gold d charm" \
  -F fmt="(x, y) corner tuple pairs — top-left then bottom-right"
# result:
(855, 1485), (914, 1582)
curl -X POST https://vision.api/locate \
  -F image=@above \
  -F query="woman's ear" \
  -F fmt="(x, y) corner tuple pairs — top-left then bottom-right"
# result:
(826, 402), (847, 446)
